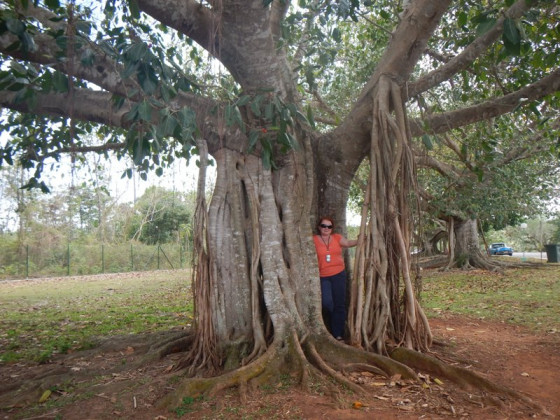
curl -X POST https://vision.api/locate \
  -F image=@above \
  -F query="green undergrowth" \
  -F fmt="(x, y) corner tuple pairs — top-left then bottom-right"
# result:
(0, 270), (192, 363)
(421, 262), (560, 334)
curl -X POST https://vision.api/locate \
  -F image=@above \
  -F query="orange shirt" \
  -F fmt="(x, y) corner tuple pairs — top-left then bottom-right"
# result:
(313, 234), (345, 277)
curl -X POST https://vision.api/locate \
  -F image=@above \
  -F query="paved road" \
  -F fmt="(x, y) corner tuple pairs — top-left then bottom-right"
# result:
(506, 251), (547, 260)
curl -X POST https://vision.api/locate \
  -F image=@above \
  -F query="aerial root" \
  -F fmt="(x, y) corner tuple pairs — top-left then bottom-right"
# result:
(291, 330), (313, 389)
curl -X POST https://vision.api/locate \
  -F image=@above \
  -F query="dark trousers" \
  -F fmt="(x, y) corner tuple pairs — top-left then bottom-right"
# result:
(320, 270), (347, 338)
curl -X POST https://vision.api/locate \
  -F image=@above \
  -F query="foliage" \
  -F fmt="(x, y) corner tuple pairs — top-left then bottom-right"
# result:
(416, 116), (559, 232)
(127, 186), (194, 245)
(551, 215), (560, 244)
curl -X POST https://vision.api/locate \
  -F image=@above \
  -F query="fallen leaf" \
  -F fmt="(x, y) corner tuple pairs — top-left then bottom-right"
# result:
(368, 382), (387, 387)
(434, 378), (444, 385)
(521, 372), (530, 377)
(39, 389), (51, 403)
(352, 401), (364, 409)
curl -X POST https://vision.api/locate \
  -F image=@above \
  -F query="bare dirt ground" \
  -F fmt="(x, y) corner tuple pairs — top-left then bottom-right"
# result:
(1, 313), (559, 420)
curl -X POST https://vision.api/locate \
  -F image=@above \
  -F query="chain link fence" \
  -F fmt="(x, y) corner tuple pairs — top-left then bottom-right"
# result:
(0, 242), (191, 280)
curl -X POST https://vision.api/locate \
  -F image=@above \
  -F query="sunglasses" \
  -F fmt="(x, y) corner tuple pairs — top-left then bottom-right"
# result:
(320, 224), (333, 229)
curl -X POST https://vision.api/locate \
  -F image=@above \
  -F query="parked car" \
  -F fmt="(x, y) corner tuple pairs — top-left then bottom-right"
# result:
(488, 242), (513, 256)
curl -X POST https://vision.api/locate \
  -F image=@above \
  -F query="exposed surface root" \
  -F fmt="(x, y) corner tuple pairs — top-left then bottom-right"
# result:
(156, 333), (425, 411)
(342, 362), (388, 378)
(390, 347), (550, 415)
(2, 325), (557, 418)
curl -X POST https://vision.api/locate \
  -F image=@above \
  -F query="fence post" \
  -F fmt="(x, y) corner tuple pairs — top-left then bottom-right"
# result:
(26, 244), (29, 279)
(157, 245), (161, 269)
(67, 243), (70, 276)
(102, 244), (105, 273)
(130, 243), (134, 272)
(180, 244), (183, 269)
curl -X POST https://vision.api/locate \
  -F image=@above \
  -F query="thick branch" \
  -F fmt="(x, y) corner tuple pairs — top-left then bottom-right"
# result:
(412, 68), (560, 136)
(135, 0), (218, 55)
(415, 154), (460, 180)
(333, 0), (452, 164)
(409, 0), (531, 97)
(0, 89), (129, 128)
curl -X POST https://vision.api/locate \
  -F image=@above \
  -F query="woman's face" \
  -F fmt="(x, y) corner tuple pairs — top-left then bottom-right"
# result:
(319, 219), (333, 234)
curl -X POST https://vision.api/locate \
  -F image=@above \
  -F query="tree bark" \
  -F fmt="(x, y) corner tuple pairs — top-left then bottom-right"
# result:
(444, 217), (498, 270)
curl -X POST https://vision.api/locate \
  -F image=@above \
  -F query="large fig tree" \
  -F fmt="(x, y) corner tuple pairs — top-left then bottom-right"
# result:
(1, 0), (559, 408)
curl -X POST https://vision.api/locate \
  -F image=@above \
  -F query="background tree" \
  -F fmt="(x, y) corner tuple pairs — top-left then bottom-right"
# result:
(1, 0), (559, 409)
(415, 115), (559, 268)
(128, 185), (193, 245)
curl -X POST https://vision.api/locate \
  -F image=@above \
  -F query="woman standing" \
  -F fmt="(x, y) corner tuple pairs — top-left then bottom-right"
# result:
(313, 217), (358, 341)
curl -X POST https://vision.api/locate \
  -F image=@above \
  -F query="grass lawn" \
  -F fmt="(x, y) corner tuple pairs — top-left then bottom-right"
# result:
(421, 262), (560, 334)
(1, 262), (558, 364)
(0, 270), (191, 363)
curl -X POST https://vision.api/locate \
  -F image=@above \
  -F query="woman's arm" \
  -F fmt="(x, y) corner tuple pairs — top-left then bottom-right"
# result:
(339, 236), (359, 248)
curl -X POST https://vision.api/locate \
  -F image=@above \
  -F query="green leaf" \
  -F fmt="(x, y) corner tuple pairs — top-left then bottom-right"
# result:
(306, 105), (316, 128)
(138, 101), (152, 122)
(80, 48), (95, 66)
(457, 11), (468, 28)
(137, 64), (158, 95)
(158, 113), (178, 137)
(126, 42), (148, 62)
(476, 18), (496, 36)
(503, 18), (520, 45)
(112, 95), (125, 110)
(6, 19), (25, 36)
(261, 139), (272, 170)
(124, 103), (139, 122)
(20, 31), (36, 53)
(332, 27), (341, 42)
(129, 0), (141, 19)
(236, 95), (251, 107)
(44, 0), (60, 9)
(121, 61), (138, 79)
(422, 134), (433, 150)
(75, 20), (92, 35)
(503, 37), (521, 56)
(250, 95), (263, 117)
(248, 130), (259, 153)
(52, 72), (68, 92)
(233, 106), (244, 131)
(264, 102), (273, 121)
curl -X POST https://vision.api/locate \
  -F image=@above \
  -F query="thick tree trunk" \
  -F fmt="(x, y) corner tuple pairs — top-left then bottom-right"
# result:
(197, 139), (325, 368)
(445, 217), (498, 270)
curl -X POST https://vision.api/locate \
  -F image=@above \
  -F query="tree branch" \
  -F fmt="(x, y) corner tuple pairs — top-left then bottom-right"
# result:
(334, 0), (452, 165)
(136, 0), (218, 54)
(415, 153), (460, 180)
(0, 89), (130, 128)
(412, 68), (560, 136)
(0, 23), (136, 99)
(408, 0), (531, 97)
